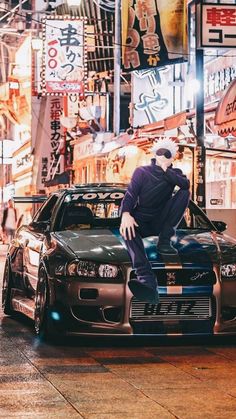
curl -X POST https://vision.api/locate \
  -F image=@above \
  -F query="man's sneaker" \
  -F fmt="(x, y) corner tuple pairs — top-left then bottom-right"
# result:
(128, 279), (159, 304)
(157, 242), (178, 255)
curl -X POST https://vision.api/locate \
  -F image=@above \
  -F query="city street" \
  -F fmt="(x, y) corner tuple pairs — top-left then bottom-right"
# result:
(0, 246), (236, 418)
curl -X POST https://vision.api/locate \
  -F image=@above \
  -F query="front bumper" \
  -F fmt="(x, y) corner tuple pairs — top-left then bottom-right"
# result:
(49, 266), (236, 336)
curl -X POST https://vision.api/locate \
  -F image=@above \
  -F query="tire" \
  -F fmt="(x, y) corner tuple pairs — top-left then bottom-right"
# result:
(34, 268), (62, 342)
(2, 258), (14, 315)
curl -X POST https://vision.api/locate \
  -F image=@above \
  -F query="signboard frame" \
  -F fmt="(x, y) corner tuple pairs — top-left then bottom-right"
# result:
(200, 3), (236, 48)
(42, 16), (88, 96)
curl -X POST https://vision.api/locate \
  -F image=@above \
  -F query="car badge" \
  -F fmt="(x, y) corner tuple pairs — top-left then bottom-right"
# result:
(190, 272), (208, 281)
(166, 272), (176, 285)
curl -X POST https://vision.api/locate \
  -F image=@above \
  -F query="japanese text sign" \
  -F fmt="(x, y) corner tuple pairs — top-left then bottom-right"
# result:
(42, 17), (87, 95)
(35, 97), (64, 189)
(131, 67), (173, 127)
(200, 4), (236, 48)
(121, 0), (187, 72)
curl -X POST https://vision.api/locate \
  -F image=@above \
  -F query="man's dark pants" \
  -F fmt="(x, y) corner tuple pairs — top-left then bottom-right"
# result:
(125, 189), (190, 289)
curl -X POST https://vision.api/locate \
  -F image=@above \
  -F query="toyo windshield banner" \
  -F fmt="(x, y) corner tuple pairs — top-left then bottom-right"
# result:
(122, 0), (188, 72)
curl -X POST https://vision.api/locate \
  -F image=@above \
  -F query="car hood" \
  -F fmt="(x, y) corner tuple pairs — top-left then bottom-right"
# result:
(53, 228), (235, 267)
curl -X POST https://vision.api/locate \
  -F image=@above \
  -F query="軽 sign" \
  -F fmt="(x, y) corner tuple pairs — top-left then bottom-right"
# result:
(200, 4), (236, 48)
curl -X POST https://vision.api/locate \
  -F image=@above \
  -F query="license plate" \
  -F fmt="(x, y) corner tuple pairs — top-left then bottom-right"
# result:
(144, 300), (196, 316)
(131, 296), (211, 320)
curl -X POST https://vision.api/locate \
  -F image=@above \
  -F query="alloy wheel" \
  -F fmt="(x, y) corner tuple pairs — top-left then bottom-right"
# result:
(34, 272), (47, 335)
(2, 259), (12, 314)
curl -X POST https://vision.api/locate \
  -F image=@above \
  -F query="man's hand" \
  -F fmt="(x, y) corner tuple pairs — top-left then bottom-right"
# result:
(156, 155), (172, 172)
(120, 212), (138, 240)
(160, 161), (169, 172)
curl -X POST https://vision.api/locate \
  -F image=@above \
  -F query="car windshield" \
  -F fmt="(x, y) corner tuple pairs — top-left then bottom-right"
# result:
(55, 190), (124, 231)
(54, 190), (214, 232)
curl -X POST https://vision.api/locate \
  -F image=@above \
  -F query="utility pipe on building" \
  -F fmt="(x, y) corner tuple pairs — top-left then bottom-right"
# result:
(195, 0), (206, 210)
(113, 0), (121, 137)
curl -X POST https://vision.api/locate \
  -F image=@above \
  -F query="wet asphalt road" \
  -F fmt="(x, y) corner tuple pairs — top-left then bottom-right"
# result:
(0, 245), (236, 418)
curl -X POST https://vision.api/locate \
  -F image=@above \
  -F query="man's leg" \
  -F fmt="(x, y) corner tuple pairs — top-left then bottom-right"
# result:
(157, 189), (190, 254)
(9, 229), (15, 242)
(125, 225), (159, 304)
(4, 228), (10, 244)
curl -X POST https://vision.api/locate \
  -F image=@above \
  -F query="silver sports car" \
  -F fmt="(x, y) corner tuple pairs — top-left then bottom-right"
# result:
(2, 183), (236, 340)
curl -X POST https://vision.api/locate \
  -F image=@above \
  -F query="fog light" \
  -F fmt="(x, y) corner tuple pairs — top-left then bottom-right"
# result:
(51, 311), (60, 321)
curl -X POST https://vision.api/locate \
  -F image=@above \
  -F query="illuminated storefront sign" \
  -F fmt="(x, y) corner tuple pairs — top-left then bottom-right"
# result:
(74, 139), (97, 160)
(200, 4), (236, 48)
(122, 0), (187, 72)
(45, 97), (63, 183)
(205, 64), (236, 100)
(34, 97), (64, 190)
(12, 143), (33, 180)
(132, 67), (173, 127)
(215, 79), (236, 136)
(42, 17), (87, 95)
(194, 146), (206, 209)
(203, 52), (236, 105)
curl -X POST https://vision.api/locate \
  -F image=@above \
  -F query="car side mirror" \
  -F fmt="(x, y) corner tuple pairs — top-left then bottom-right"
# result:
(30, 220), (50, 232)
(212, 220), (227, 232)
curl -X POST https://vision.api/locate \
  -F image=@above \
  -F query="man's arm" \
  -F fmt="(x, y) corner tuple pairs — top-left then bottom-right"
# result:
(164, 167), (190, 190)
(120, 167), (143, 240)
(120, 167), (143, 214)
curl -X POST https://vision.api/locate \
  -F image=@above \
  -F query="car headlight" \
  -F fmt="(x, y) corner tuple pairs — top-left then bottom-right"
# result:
(67, 261), (97, 277)
(66, 260), (118, 279)
(221, 264), (236, 278)
(98, 264), (118, 278)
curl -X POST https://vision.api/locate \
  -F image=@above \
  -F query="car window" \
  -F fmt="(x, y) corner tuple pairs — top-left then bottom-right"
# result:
(55, 191), (124, 231)
(179, 202), (213, 230)
(34, 195), (59, 223)
(54, 191), (214, 232)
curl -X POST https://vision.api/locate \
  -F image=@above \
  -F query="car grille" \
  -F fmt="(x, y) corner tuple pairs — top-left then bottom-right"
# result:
(130, 269), (216, 286)
(130, 296), (212, 321)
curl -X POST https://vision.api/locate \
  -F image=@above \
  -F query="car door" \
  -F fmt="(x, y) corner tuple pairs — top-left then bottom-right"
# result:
(21, 195), (59, 294)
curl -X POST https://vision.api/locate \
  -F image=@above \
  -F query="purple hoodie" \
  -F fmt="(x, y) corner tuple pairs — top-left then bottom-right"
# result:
(120, 159), (190, 221)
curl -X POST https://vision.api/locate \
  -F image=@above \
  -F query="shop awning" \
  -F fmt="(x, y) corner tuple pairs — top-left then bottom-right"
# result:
(137, 111), (189, 139)
(215, 79), (236, 137)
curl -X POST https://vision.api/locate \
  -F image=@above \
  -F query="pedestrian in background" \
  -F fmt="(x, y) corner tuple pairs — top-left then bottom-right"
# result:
(1, 199), (18, 244)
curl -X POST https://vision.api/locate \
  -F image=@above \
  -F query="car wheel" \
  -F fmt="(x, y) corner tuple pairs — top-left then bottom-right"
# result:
(34, 268), (61, 341)
(2, 258), (14, 315)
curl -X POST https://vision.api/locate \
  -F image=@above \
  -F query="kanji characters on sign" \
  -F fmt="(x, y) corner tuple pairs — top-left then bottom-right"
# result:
(201, 5), (236, 48)
(43, 18), (86, 94)
(122, 0), (187, 72)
